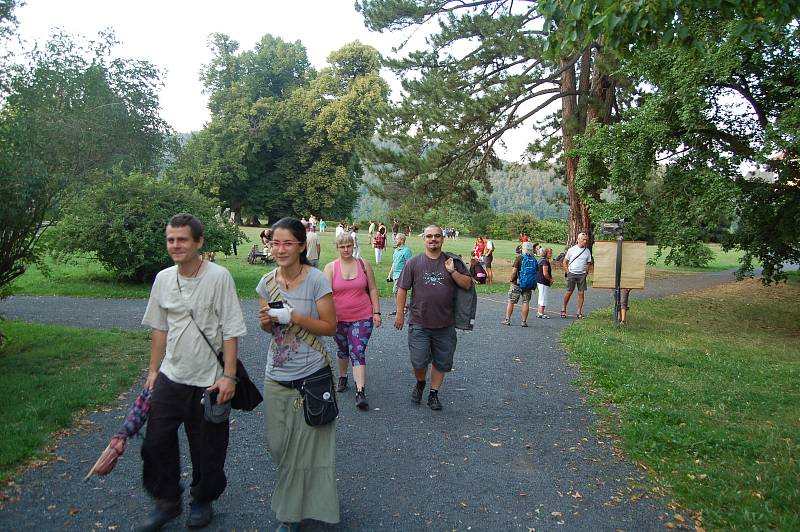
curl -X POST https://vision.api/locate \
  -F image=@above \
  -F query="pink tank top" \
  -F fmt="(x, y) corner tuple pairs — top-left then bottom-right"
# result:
(332, 259), (372, 322)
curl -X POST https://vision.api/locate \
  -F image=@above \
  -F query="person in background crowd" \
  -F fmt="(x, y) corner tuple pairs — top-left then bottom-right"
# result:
(139, 213), (247, 531)
(482, 234), (495, 284)
(394, 225), (472, 411)
(324, 233), (381, 410)
(306, 224), (321, 269)
(619, 288), (632, 325)
(319, 219), (327, 233)
(391, 219), (400, 242)
(373, 225), (387, 264)
(367, 220), (376, 243)
(350, 225), (361, 259)
(502, 241), (537, 327)
(387, 233), (412, 316)
(561, 232), (592, 319)
(472, 236), (486, 262)
(536, 248), (553, 319)
(335, 223), (345, 239)
(256, 217), (339, 531)
(260, 228), (272, 252)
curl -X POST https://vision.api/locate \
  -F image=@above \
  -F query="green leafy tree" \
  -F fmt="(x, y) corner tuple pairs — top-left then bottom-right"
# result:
(575, 16), (799, 280)
(0, 28), (170, 296)
(50, 173), (241, 282)
(172, 36), (388, 223)
(357, 0), (621, 245)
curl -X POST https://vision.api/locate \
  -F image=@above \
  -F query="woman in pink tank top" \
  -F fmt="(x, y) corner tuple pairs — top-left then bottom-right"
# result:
(323, 232), (381, 410)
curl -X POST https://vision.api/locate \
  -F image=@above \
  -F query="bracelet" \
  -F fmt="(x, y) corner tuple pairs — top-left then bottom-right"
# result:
(373, 311), (381, 315)
(222, 373), (240, 383)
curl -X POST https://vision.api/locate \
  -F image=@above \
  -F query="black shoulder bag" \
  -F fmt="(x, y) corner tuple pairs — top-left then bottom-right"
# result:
(177, 269), (263, 411)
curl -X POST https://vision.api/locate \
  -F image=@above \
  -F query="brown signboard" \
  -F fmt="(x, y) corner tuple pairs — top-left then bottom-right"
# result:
(591, 241), (646, 289)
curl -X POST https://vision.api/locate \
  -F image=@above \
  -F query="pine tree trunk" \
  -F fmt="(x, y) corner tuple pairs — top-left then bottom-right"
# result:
(561, 56), (591, 246)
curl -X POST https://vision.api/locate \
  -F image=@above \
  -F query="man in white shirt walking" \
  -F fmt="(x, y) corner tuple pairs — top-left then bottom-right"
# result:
(139, 213), (247, 531)
(561, 232), (592, 319)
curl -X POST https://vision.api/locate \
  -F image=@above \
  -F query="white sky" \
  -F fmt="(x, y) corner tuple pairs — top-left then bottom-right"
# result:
(14, 0), (532, 160)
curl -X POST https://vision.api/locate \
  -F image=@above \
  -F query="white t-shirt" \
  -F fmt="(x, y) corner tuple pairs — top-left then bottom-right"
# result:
(484, 239), (494, 255)
(565, 244), (592, 274)
(142, 262), (247, 387)
(306, 231), (320, 261)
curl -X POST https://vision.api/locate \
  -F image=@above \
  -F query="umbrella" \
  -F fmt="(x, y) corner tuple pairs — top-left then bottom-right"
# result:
(84, 388), (152, 481)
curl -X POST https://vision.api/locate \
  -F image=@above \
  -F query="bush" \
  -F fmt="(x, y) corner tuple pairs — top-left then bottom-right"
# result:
(49, 173), (242, 282)
(536, 219), (568, 245)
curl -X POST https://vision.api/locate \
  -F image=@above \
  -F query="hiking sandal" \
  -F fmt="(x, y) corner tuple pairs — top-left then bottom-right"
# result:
(576, 313), (584, 320)
(560, 310), (567, 319)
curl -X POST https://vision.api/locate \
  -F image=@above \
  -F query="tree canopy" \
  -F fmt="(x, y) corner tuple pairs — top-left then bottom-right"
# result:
(170, 35), (389, 223)
(0, 28), (171, 295)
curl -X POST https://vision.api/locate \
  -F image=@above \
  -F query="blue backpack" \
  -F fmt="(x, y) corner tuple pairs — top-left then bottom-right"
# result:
(518, 255), (538, 290)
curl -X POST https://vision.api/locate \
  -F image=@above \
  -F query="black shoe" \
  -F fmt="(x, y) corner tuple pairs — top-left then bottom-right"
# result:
(427, 392), (442, 411)
(140, 499), (182, 532)
(336, 376), (348, 393)
(355, 390), (369, 410)
(186, 500), (213, 529)
(411, 382), (425, 405)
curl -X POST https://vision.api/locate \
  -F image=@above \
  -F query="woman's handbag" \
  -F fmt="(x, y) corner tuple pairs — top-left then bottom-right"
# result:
(298, 365), (339, 427)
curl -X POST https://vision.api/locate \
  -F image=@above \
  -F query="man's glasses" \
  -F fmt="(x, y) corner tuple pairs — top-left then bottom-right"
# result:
(424, 234), (443, 239)
(269, 240), (301, 249)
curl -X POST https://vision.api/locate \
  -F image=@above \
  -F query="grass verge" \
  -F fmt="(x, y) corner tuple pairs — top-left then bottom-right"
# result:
(11, 227), (742, 300)
(562, 278), (800, 530)
(0, 321), (149, 483)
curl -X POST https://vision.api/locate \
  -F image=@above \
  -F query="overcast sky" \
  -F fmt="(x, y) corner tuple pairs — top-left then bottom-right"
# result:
(14, 0), (531, 160)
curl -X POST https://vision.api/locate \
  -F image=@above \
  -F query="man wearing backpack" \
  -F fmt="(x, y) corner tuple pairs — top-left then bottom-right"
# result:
(394, 224), (473, 411)
(502, 241), (537, 327)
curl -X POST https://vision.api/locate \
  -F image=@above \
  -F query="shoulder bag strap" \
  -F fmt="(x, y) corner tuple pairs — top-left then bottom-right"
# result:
(263, 270), (332, 367)
(176, 270), (224, 371)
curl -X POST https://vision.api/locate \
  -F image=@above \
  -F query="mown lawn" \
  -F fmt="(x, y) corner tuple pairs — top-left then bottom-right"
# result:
(11, 226), (744, 299)
(562, 275), (800, 531)
(0, 321), (149, 483)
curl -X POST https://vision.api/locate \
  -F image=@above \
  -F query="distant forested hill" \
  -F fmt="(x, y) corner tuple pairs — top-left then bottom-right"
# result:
(488, 164), (567, 219)
(352, 162), (567, 221)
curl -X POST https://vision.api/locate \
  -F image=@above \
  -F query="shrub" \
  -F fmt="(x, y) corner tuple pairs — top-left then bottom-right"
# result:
(49, 173), (242, 282)
(536, 219), (569, 245)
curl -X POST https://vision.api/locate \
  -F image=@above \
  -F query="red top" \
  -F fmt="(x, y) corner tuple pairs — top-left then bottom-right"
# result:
(332, 259), (372, 322)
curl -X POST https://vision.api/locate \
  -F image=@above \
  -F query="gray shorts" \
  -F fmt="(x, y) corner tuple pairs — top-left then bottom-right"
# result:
(508, 283), (532, 304)
(566, 272), (588, 292)
(484, 254), (493, 267)
(408, 324), (457, 372)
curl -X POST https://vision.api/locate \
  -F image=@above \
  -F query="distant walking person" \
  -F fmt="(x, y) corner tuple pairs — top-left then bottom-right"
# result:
(139, 213), (247, 531)
(536, 248), (553, 318)
(502, 241), (537, 326)
(306, 224), (321, 269)
(561, 232), (592, 319)
(391, 219), (400, 242)
(350, 225), (361, 259)
(373, 225), (387, 263)
(482, 235), (495, 284)
(324, 233), (381, 410)
(387, 233), (413, 315)
(394, 225), (472, 410)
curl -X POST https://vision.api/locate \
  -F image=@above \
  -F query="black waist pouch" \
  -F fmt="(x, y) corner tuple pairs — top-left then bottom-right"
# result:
(278, 365), (339, 427)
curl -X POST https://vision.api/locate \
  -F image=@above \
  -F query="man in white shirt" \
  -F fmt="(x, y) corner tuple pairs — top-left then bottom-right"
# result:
(561, 232), (592, 319)
(139, 213), (247, 531)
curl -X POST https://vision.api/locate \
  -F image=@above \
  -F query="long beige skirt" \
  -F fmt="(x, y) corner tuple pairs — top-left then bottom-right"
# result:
(263, 378), (340, 524)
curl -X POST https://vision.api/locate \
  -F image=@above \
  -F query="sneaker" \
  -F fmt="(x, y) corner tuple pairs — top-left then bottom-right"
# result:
(276, 523), (300, 532)
(427, 392), (442, 411)
(411, 382), (425, 404)
(521, 321), (528, 327)
(355, 390), (369, 410)
(501, 319), (511, 326)
(186, 500), (213, 529)
(139, 499), (182, 532)
(336, 376), (348, 393)
(538, 314), (550, 319)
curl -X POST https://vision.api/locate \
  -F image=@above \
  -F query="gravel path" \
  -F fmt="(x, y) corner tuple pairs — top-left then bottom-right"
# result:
(0, 269), (737, 531)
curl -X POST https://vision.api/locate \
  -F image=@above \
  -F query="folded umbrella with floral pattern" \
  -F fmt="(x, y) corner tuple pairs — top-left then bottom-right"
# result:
(84, 389), (151, 481)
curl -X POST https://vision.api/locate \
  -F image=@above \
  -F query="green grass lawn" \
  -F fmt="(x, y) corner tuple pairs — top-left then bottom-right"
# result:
(10, 227), (744, 299)
(562, 277), (800, 530)
(0, 321), (149, 483)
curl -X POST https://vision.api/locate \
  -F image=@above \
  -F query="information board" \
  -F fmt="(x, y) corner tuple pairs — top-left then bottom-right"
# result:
(591, 240), (646, 289)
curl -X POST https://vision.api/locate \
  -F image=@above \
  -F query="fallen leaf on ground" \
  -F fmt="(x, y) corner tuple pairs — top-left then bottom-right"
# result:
(551, 511), (562, 517)
(489, 442), (502, 447)
(68, 508), (80, 515)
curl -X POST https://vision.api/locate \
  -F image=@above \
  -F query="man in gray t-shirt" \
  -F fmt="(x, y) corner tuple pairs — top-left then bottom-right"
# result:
(395, 224), (472, 410)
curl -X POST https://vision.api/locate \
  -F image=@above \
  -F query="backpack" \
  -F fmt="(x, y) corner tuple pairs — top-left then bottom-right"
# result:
(518, 254), (538, 290)
(445, 252), (477, 331)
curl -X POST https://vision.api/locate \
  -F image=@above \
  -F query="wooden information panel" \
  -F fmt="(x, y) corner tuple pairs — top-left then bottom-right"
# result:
(591, 241), (646, 289)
